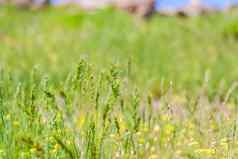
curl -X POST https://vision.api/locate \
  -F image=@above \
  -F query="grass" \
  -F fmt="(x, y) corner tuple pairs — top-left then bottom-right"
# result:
(0, 6), (238, 158)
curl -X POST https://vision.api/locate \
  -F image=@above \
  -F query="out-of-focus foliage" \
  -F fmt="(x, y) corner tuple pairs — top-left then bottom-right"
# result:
(224, 19), (238, 39)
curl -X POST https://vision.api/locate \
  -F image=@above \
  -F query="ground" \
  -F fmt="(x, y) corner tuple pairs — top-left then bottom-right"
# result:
(0, 6), (238, 159)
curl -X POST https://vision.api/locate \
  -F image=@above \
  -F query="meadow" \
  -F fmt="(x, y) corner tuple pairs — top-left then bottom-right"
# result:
(0, 6), (238, 158)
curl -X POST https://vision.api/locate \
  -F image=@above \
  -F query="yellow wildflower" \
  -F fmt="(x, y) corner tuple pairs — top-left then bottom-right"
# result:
(220, 141), (228, 151)
(188, 141), (199, 147)
(136, 131), (142, 137)
(5, 114), (11, 120)
(161, 114), (171, 121)
(186, 121), (195, 129)
(77, 114), (85, 129)
(52, 143), (61, 153)
(30, 148), (37, 154)
(150, 146), (156, 153)
(164, 124), (175, 136)
(153, 136), (159, 142)
(148, 154), (159, 159)
(187, 138), (199, 147)
(66, 140), (72, 145)
(110, 134), (116, 139)
(153, 125), (160, 133)
(176, 150), (182, 155)
(195, 148), (216, 156)
(143, 126), (149, 133)
(115, 152), (121, 158)
(138, 136), (145, 144)
(13, 121), (20, 127)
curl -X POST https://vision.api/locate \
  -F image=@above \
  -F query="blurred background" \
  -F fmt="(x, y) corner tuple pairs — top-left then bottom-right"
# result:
(1, 0), (238, 95)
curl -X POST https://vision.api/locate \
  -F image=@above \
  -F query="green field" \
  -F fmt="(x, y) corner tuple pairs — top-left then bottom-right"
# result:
(1, 6), (238, 158)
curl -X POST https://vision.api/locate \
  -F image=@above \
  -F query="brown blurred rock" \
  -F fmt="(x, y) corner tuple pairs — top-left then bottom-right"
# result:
(179, 0), (203, 16)
(116, 0), (155, 17)
(9, 0), (49, 9)
(0, 0), (6, 5)
(10, 0), (33, 8)
(77, 0), (155, 17)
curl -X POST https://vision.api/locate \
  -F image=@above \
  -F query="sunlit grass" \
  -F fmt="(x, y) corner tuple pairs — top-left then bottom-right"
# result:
(0, 6), (238, 158)
(1, 59), (238, 158)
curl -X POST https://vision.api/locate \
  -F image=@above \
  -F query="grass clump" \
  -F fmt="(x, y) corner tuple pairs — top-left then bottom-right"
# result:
(1, 60), (238, 158)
